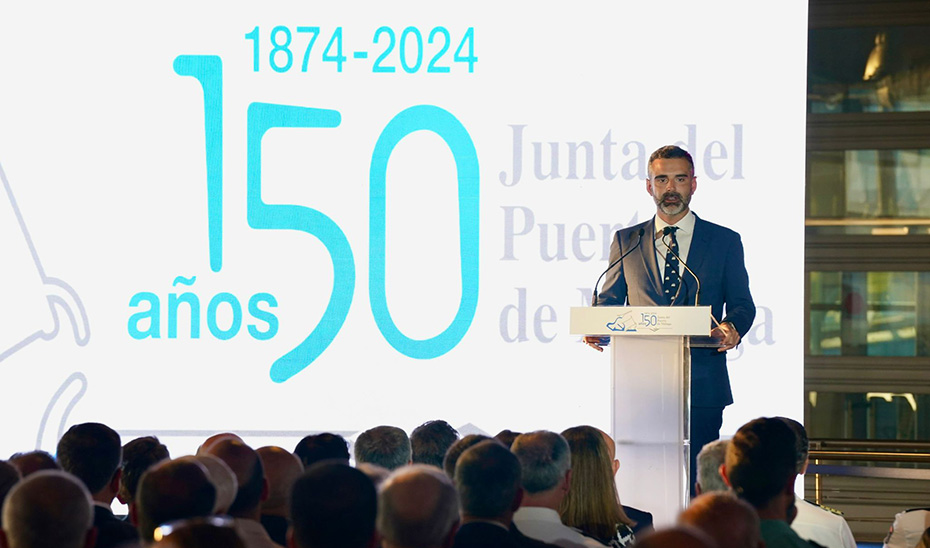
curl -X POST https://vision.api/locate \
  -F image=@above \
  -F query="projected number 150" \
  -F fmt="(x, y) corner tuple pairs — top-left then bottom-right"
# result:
(174, 55), (479, 383)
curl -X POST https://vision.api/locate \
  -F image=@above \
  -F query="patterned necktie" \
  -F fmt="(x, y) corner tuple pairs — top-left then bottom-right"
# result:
(662, 227), (681, 303)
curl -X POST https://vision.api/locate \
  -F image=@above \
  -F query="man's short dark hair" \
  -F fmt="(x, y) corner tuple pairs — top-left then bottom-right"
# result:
(8, 451), (59, 478)
(648, 145), (695, 177)
(290, 462), (377, 548)
(294, 433), (350, 468)
(442, 434), (491, 479)
(454, 440), (520, 520)
(56, 422), (122, 494)
(776, 417), (809, 474)
(121, 436), (170, 501)
(354, 426), (411, 471)
(411, 420), (459, 469)
(725, 417), (798, 508)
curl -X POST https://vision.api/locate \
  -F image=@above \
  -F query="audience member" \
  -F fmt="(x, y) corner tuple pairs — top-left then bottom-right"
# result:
(289, 461), (377, 548)
(0, 462), (20, 513)
(186, 455), (237, 514)
(695, 440), (729, 495)
(293, 433), (350, 469)
(723, 417), (815, 548)
(511, 431), (607, 548)
(356, 463), (391, 488)
(118, 436), (170, 516)
(197, 433), (244, 455)
(135, 458), (217, 544)
(256, 446), (302, 545)
(494, 430), (522, 449)
(378, 465), (460, 548)
(777, 418), (856, 548)
(152, 516), (246, 548)
(0, 470), (96, 548)
(596, 428), (653, 536)
(680, 492), (763, 548)
(205, 439), (281, 548)
(443, 435), (491, 479)
(884, 510), (930, 548)
(559, 426), (635, 547)
(355, 426), (412, 471)
(452, 439), (555, 548)
(7, 451), (58, 478)
(411, 421), (460, 468)
(634, 526), (716, 548)
(57, 422), (139, 548)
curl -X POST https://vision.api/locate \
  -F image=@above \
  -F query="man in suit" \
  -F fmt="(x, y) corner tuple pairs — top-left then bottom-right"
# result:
(56, 422), (139, 548)
(585, 145), (756, 492)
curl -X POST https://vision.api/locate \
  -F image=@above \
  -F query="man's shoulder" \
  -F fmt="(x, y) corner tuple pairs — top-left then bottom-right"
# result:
(693, 215), (741, 239)
(762, 519), (818, 548)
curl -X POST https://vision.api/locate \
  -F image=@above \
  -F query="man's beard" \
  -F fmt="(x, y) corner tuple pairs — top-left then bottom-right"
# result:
(655, 191), (689, 216)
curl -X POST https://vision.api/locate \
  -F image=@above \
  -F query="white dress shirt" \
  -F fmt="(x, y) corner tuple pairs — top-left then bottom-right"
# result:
(513, 506), (608, 548)
(653, 212), (696, 277)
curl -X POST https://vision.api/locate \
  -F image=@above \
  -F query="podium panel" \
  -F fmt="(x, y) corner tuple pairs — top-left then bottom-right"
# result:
(612, 336), (689, 527)
(570, 306), (710, 527)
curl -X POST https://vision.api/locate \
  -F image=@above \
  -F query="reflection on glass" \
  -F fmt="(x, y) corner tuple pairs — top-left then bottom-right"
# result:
(809, 271), (922, 356)
(808, 149), (930, 221)
(807, 391), (930, 441)
(809, 26), (930, 113)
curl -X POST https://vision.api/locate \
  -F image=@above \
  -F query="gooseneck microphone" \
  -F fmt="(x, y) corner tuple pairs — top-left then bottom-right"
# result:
(661, 226), (701, 306)
(591, 228), (646, 306)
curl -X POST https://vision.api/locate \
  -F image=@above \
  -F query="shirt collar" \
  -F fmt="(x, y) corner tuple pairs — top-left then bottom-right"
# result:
(654, 211), (695, 238)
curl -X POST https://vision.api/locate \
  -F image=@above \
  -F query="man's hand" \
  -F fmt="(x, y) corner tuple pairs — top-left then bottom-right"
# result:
(583, 335), (609, 352)
(711, 321), (740, 352)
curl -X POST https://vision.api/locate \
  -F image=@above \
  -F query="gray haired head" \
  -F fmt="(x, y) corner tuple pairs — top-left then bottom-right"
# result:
(511, 431), (571, 494)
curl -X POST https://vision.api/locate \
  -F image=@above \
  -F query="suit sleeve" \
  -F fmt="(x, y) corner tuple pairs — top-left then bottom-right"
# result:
(596, 231), (628, 306)
(721, 232), (756, 337)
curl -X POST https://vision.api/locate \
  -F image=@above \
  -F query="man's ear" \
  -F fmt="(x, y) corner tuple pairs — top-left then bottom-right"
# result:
(287, 526), (296, 548)
(260, 477), (270, 503)
(563, 469), (572, 492)
(646, 179), (654, 196)
(129, 502), (139, 526)
(612, 459), (620, 477)
(84, 526), (98, 548)
(510, 487), (524, 512)
(719, 464), (731, 487)
(109, 468), (122, 495)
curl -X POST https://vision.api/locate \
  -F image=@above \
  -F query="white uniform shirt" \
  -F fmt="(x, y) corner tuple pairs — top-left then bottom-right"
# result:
(791, 496), (857, 548)
(513, 506), (608, 548)
(883, 508), (930, 548)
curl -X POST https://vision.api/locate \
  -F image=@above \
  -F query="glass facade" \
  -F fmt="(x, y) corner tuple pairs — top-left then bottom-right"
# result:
(809, 26), (930, 114)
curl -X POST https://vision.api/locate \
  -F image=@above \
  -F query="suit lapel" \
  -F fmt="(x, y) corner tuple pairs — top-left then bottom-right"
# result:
(639, 218), (666, 303)
(685, 214), (709, 304)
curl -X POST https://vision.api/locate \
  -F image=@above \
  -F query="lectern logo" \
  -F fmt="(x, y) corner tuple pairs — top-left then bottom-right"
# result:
(606, 312), (636, 333)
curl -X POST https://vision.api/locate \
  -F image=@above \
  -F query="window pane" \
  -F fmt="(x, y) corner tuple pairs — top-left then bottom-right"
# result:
(809, 271), (921, 356)
(807, 391), (930, 441)
(807, 149), (930, 233)
(809, 26), (930, 114)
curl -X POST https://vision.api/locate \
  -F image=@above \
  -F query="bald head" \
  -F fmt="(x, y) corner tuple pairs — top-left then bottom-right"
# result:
(136, 459), (216, 542)
(680, 493), (762, 548)
(204, 439), (265, 518)
(637, 526), (717, 548)
(184, 455), (237, 515)
(1, 470), (94, 548)
(197, 433), (244, 455)
(378, 465), (460, 548)
(256, 446), (302, 516)
(7, 452), (59, 478)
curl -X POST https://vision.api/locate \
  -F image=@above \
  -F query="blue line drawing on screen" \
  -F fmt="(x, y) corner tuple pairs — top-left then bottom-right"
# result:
(35, 372), (87, 450)
(606, 312), (636, 332)
(0, 163), (90, 362)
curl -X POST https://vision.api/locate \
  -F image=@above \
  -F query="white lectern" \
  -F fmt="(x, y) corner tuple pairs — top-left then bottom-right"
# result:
(570, 306), (712, 527)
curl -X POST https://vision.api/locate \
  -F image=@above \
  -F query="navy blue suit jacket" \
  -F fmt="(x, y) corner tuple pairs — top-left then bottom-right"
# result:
(596, 214), (755, 407)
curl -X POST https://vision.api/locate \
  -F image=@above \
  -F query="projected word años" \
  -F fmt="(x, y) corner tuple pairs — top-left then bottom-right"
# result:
(127, 276), (278, 341)
(499, 124), (745, 186)
(172, 54), (479, 382)
(244, 26), (477, 73)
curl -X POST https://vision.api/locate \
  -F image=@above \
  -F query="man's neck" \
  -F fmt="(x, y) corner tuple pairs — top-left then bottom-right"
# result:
(656, 207), (690, 225)
(92, 490), (114, 506)
(520, 491), (562, 512)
